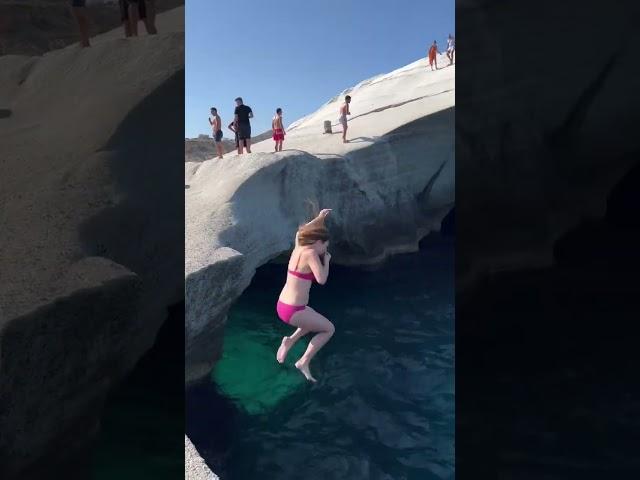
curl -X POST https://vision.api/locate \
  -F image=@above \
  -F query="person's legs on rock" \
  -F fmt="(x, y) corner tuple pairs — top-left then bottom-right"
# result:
(143, 0), (158, 34)
(71, 0), (91, 48)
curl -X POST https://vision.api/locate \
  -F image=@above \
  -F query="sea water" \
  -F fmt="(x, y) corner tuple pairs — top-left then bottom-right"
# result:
(92, 304), (184, 479)
(190, 236), (454, 480)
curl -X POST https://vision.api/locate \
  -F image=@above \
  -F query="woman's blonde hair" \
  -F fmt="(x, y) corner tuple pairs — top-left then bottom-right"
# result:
(297, 222), (330, 246)
(297, 199), (330, 246)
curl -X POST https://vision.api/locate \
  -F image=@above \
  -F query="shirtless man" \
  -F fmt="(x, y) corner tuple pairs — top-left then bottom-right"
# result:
(339, 95), (351, 144)
(272, 108), (286, 152)
(208, 107), (224, 159)
(446, 34), (455, 65)
(428, 40), (441, 71)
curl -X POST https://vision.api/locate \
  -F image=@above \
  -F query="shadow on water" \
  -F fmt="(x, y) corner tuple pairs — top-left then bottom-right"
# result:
(187, 234), (455, 480)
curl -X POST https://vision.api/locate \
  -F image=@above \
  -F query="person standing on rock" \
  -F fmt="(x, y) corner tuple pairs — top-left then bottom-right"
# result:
(446, 34), (455, 65)
(276, 208), (335, 382)
(119, 0), (158, 37)
(208, 107), (224, 159)
(228, 121), (247, 151)
(234, 97), (253, 154)
(339, 95), (351, 143)
(428, 40), (441, 70)
(272, 108), (286, 152)
(120, 0), (158, 37)
(70, 0), (91, 48)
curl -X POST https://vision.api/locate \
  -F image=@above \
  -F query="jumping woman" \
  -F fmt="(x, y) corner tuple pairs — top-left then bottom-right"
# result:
(276, 208), (335, 382)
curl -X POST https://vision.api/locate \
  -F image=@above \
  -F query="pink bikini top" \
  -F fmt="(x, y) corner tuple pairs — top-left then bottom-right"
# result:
(288, 250), (316, 282)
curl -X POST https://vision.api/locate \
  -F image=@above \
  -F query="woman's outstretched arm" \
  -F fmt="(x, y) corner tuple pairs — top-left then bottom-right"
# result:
(304, 208), (332, 229)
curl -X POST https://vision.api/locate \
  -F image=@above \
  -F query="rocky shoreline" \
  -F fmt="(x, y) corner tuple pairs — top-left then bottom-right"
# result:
(185, 436), (219, 480)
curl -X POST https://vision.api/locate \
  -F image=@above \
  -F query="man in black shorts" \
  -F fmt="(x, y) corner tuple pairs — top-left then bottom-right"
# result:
(234, 97), (253, 154)
(228, 122), (247, 150)
(119, 0), (158, 37)
(209, 108), (224, 159)
(70, 0), (90, 48)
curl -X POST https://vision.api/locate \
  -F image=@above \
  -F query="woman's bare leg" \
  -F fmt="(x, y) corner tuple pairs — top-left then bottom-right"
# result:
(289, 307), (335, 382)
(276, 327), (308, 363)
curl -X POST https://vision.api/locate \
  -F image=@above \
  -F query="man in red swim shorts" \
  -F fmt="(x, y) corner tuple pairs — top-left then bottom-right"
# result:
(428, 40), (441, 71)
(272, 107), (286, 152)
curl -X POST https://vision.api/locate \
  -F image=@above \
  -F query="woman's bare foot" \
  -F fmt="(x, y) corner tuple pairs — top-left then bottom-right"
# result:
(295, 359), (317, 382)
(276, 336), (293, 364)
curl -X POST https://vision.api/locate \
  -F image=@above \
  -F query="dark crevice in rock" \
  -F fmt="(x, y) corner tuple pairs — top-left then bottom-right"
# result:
(548, 51), (621, 151)
(416, 160), (447, 214)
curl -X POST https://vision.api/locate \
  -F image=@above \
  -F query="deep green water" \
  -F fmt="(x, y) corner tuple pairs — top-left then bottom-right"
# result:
(189, 237), (454, 480)
(91, 303), (184, 479)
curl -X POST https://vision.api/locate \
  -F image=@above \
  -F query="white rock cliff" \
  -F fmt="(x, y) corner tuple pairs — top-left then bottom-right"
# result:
(0, 9), (184, 477)
(185, 57), (455, 383)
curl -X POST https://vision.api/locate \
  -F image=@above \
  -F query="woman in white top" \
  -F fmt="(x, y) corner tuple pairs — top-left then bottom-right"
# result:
(446, 34), (455, 65)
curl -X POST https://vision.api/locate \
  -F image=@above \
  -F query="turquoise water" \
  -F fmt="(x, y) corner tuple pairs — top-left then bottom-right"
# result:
(190, 237), (454, 480)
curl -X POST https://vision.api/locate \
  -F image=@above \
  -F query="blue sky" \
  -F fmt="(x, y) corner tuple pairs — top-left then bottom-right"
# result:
(185, 0), (454, 138)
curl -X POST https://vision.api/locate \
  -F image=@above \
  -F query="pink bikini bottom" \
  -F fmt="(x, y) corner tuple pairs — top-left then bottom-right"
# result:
(276, 301), (306, 324)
